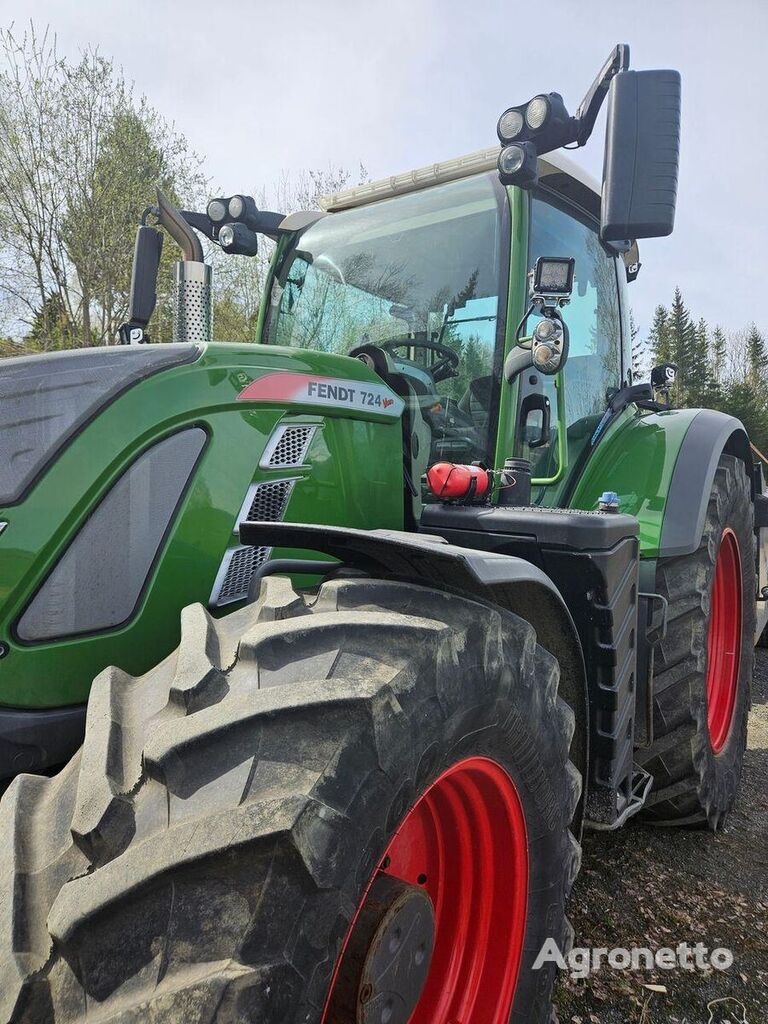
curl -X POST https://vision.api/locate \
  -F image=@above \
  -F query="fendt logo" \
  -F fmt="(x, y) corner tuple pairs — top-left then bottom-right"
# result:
(237, 372), (404, 418)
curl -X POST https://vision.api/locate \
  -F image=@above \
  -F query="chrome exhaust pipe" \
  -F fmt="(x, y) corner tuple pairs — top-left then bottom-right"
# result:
(156, 188), (212, 345)
(172, 261), (212, 345)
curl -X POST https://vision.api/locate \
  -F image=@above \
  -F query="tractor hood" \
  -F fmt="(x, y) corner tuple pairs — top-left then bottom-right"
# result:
(0, 345), (200, 507)
(0, 341), (406, 721)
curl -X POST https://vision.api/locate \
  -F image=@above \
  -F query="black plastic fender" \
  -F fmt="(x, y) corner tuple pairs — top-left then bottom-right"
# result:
(0, 704), (86, 781)
(660, 409), (753, 558)
(239, 520), (590, 833)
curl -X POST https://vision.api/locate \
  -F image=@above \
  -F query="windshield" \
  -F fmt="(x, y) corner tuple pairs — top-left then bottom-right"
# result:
(265, 172), (507, 464)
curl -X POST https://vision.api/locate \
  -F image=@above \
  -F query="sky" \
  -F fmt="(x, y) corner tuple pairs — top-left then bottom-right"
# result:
(14, 0), (768, 338)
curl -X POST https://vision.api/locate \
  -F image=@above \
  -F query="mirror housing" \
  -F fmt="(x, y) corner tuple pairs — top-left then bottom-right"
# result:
(127, 225), (163, 326)
(118, 225), (163, 342)
(600, 69), (681, 242)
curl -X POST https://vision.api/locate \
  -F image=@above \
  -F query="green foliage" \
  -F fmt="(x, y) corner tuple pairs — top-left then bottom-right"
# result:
(630, 307), (646, 381)
(0, 24), (205, 346)
(641, 289), (768, 455)
(648, 304), (672, 366)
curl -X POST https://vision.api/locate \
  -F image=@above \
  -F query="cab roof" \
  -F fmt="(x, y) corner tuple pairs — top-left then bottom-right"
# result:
(319, 147), (601, 222)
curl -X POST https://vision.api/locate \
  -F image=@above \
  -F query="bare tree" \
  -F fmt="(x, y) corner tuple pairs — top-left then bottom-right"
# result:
(0, 23), (205, 348)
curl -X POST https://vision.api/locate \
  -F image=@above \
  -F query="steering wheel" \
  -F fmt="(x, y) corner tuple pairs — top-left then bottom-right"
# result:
(379, 337), (460, 383)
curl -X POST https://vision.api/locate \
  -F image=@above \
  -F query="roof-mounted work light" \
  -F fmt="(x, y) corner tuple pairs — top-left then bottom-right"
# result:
(497, 141), (538, 186)
(496, 46), (632, 189)
(206, 195), (262, 233)
(219, 222), (259, 256)
(206, 198), (228, 223)
(497, 92), (575, 153)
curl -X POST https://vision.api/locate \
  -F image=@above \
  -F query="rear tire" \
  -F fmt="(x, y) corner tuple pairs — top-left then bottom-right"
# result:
(637, 454), (755, 827)
(0, 577), (581, 1024)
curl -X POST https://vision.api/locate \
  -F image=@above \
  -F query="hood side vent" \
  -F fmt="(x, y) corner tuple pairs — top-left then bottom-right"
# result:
(260, 424), (317, 469)
(211, 476), (299, 607)
(211, 545), (270, 607)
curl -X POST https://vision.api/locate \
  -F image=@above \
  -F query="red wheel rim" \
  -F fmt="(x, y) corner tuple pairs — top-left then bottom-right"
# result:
(322, 756), (529, 1024)
(706, 528), (742, 754)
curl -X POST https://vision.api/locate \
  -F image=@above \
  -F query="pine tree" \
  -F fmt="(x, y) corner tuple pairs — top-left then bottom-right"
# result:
(647, 305), (671, 366)
(711, 326), (727, 385)
(667, 288), (695, 405)
(722, 379), (768, 454)
(747, 323), (768, 378)
(629, 308), (646, 381)
(686, 316), (712, 407)
(24, 293), (75, 352)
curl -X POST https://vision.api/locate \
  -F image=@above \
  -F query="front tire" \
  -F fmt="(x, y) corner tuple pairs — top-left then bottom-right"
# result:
(638, 454), (755, 827)
(0, 577), (581, 1024)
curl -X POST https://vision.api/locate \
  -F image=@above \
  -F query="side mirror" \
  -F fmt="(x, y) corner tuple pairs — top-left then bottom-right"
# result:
(600, 69), (681, 242)
(127, 225), (163, 327)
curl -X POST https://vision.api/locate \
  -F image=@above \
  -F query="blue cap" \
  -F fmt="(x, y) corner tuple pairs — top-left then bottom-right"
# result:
(598, 490), (620, 508)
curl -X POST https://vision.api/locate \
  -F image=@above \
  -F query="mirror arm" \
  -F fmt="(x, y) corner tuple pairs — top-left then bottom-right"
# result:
(573, 43), (630, 147)
(504, 343), (534, 382)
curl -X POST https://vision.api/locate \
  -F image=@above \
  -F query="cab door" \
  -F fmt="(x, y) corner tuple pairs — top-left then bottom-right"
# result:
(519, 192), (628, 506)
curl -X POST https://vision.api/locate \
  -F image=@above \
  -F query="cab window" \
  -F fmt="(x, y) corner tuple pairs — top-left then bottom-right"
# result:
(266, 173), (507, 465)
(524, 195), (624, 500)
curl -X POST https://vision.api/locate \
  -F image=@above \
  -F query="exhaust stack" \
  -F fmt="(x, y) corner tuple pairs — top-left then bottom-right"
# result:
(156, 189), (212, 346)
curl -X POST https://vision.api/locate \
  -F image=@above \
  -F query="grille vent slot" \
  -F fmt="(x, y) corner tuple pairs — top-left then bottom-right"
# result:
(236, 478), (295, 532)
(212, 477), (299, 607)
(212, 545), (271, 606)
(260, 424), (316, 468)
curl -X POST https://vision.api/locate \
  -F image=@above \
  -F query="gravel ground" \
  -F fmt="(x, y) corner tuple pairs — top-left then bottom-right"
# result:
(553, 649), (768, 1024)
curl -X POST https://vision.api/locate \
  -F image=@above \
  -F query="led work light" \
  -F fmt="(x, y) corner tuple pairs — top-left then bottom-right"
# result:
(533, 256), (575, 298)
(497, 142), (538, 186)
(206, 198), (228, 223)
(219, 222), (259, 256)
(525, 95), (550, 129)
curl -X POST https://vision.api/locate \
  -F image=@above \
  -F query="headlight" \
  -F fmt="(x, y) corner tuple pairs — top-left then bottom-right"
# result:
(498, 144), (526, 176)
(533, 342), (559, 372)
(526, 95), (550, 130)
(497, 141), (538, 187)
(207, 198), (228, 223)
(228, 195), (246, 219)
(534, 318), (561, 343)
(218, 222), (259, 256)
(497, 107), (525, 143)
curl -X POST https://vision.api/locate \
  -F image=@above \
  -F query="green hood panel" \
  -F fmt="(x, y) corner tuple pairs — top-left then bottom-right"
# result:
(0, 343), (405, 708)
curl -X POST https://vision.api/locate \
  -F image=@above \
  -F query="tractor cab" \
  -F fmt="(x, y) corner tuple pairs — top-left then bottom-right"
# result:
(117, 43), (680, 525)
(260, 149), (636, 517)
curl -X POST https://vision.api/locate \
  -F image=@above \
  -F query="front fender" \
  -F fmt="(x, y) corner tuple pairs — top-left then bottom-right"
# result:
(659, 409), (751, 558)
(568, 407), (751, 559)
(239, 520), (590, 834)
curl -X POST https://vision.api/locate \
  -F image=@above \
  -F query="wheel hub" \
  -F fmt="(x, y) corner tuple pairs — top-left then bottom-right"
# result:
(322, 757), (529, 1024)
(328, 875), (435, 1024)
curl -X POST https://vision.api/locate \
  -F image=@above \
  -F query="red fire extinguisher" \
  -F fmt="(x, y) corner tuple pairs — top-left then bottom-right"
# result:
(426, 462), (493, 501)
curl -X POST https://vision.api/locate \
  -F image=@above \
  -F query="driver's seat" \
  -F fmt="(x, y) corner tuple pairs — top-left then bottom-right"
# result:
(458, 375), (493, 435)
(349, 345), (432, 526)
(393, 376), (432, 524)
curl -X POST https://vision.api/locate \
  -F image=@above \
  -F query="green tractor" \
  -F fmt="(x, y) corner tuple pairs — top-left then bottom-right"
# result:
(1, 45), (766, 1024)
